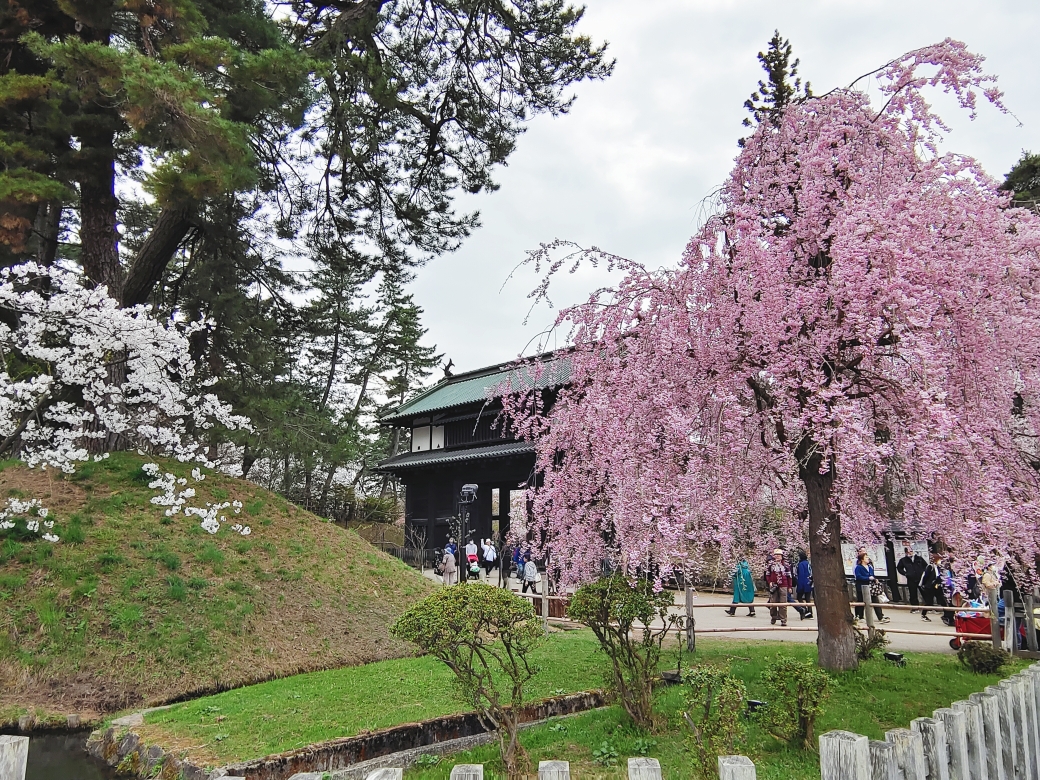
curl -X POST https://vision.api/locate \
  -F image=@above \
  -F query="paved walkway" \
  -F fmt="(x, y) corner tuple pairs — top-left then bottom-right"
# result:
(682, 593), (961, 653)
(420, 567), (963, 653)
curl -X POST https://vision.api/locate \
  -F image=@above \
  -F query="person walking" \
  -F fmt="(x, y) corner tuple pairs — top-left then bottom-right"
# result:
(522, 555), (540, 594)
(512, 545), (524, 583)
(765, 549), (792, 627)
(442, 547), (457, 586)
(482, 538), (497, 578)
(795, 550), (814, 619)
(854, 552), (889, 624)
(724, 558), (756, 617)
(897, 547), (927, 611)
(919, 553), (943, 622)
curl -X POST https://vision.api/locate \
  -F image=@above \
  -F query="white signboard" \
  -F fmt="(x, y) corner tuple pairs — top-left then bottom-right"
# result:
(841, 543), (889, 577)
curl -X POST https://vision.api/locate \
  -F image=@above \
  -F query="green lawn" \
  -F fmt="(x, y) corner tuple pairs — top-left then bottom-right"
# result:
(138, 630), (607, 766)
(404, 639), (1026, 780)
(139, 629), (1023, 779)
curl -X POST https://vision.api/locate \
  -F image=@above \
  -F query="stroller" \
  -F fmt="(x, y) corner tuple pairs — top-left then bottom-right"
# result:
(433, 548), (445, 577)
(467, 553), (481, 579)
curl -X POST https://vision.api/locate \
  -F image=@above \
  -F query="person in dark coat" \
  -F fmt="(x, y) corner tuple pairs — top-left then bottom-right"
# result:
(795, 550), (813, 620)
(896, 547), (927, 610)
(920, 553), (952, 624)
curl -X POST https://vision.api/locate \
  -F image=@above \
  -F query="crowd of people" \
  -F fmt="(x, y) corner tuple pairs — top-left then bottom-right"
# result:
(724, 543), (1011, 630)
(725, 548), (814, 626)
(438, 536), (543, 593)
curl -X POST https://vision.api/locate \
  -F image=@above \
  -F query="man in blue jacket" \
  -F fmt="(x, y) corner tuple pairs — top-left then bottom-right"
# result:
(795, 550), (814, 620)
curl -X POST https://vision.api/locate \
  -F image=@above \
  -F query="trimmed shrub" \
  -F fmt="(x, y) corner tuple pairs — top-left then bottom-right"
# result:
(958, 641), (1009, 674)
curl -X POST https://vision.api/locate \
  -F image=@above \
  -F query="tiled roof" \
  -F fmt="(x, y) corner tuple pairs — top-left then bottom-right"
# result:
(379, 354), (570, 423)
(375, 440), (535, 472)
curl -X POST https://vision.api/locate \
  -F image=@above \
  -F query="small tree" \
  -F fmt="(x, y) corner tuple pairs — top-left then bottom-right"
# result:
(682, 666), (748, 779)
(567, 574), (679, 728)
(390, 584), (542, 779)
(759, 655), (832, 750)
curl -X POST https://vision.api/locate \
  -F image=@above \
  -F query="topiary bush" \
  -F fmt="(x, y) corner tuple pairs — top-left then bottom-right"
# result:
(682, 666), (748, 779)
(759, 654), (832, 750)
(567, 574), (679, 728)
(958, 641), (1010, 674)
(391, 583), (543, 779)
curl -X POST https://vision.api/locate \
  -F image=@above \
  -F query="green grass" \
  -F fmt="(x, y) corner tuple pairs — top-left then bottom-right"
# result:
(139, 631), (1023, 777)
(141, 630), (607, 764)
(0, 451), (435, 719)
(401, 638), (1025, 780)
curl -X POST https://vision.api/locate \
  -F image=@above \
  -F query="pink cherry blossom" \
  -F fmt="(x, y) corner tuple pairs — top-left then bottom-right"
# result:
(503, 41), (1039, 669)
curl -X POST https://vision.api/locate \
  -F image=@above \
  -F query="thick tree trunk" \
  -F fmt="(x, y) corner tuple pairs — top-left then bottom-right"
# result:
(32, 201), (61, 266)
(121, 204), (195, 307)
(800, 453), (858, 671)
(78, 118), (122, 300)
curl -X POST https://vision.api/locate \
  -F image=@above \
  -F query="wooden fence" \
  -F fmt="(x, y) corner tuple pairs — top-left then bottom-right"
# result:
(720, 660), (1040, 779)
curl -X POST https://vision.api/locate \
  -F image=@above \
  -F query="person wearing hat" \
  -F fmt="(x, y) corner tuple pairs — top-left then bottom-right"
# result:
(764, 548), (793, 626)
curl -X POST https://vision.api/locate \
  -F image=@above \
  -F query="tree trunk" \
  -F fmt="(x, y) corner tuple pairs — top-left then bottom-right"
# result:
(800, 452), (858, 671)
(241, 444), (257, 479)
(318, 463), (338, 517)
(32, 201), (61, 267)
(122, 204), (195, 306)
(78, 120), (123, 300)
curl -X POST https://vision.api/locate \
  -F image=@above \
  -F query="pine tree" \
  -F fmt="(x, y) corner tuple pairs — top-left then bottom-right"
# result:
(740, 30), (811, 145)
(1001, 151), (1040, 213)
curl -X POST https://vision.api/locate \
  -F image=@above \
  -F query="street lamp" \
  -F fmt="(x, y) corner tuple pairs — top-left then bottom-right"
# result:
(459, 484), (478, 581)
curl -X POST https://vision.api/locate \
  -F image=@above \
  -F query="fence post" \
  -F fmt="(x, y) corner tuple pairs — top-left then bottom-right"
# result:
(994, 680), (1019, 779)
(911, 716), (951, 780)
(1026, 666), (1040, 763)
(1004, 589), (1017, 655)
(952, 699), (986, 780)
(685, 582), (696, 652)
(819, 730), (870, 780)
(1014, 674), (1039, 780)
(969, 690), (1005, 780)
(863, 586), (875, 634)
(989, 588), (1002, 650)
(936, 708), (969, 780)
(885, 727), (927, 780)
(0, 735), (28, 780)
(627, 757), (662, 780)
(1026, 594), (1039, 653)
(538, 761), (570, 780)
(717, 755), (755, 780)
(870, 739), (898, 780)
(449, 765), (484, 780)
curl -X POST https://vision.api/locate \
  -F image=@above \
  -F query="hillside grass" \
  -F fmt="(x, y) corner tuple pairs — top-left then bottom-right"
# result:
(0, 453), (433, 719)
(133, 630), (1023, 777)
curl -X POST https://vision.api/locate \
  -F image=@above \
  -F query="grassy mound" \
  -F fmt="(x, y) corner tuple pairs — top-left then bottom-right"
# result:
(0, 453), (433, 720)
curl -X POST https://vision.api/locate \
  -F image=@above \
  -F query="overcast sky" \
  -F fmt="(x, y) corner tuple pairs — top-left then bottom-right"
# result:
(409, 0), (1039, 376)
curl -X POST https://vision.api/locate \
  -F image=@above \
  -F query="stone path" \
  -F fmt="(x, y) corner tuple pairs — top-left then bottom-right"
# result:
(420, 567), (964, 653)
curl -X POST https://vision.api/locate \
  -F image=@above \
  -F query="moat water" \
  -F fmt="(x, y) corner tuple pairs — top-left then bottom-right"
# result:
(2, 731), (116, 780)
